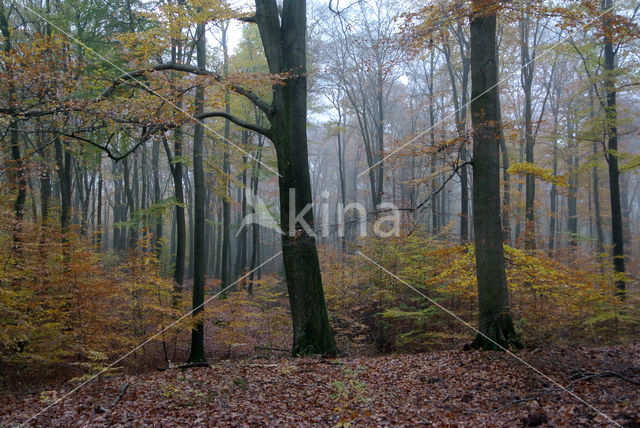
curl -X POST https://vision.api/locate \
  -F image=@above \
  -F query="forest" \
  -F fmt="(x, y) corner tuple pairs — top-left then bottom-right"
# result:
(1, 0), (639, 425)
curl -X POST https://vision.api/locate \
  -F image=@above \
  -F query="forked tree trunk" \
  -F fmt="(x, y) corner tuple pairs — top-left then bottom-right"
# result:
(255, 0), (336, 355)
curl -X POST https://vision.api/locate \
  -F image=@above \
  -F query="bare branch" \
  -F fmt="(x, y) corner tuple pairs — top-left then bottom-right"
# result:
(197, 111), (271, 139)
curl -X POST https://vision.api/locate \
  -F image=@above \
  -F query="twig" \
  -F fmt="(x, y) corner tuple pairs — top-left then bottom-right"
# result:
(111, 382), (130, 407)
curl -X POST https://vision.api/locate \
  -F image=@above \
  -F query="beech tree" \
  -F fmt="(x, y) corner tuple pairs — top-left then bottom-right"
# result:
(469, 0), (518, 350)
(602, 0), (626, 296)
(250, 0), (336, 354)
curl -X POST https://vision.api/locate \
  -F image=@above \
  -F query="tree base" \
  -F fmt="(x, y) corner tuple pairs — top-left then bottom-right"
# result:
(468, 315), (522, 351)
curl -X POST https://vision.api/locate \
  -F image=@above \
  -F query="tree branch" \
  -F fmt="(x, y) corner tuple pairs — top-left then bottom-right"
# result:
(58, 127), (160, 161)
(197, 111), (271, 139)
(100, 62), (273, 116)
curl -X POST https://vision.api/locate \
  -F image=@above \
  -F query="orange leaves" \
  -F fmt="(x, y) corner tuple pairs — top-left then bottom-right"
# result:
(0, 202), (181, 375)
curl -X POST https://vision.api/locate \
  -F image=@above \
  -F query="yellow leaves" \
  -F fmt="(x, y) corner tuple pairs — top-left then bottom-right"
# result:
(319, 231), (632, 351)
(507, 162), (568, 187)
(620, 154), (640, 173)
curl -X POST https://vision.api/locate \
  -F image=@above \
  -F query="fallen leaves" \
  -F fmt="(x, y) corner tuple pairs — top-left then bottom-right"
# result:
(2, 344), (639, 427)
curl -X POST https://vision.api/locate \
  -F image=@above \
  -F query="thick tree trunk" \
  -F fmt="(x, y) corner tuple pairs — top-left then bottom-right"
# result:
(469, 2), (518, 350)
(256, 0), (336, 355)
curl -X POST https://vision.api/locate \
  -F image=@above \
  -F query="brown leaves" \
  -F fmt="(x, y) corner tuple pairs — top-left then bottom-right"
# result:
(2, 344), (639, 426)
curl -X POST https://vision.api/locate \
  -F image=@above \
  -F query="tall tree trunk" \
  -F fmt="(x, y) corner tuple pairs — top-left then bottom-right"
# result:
(1, 4), (26, 252)
(592, 142), (605, 254)
(187, 22), (208, 364)
(96, 162), (103, 248)
(221, 24), (232, 290)
(235, 149), (248, 280)
(469, 1), (518, 350)
(442, 37), (471, 243)
(603, 0), (625, 295)
(520, 13), (536, 251)
(10, 121), (26, 251)
(567, 114), (578, 250)
(152, 138), (163, 256)
(255, 0), (336, 355)
(55, 138), (72, 233)
(499, 136), (511, 244)
(184, 171), (194, 279)
(549, 138), (558, 255)
(248, 136), (265, 294)
(122, 157), (137, 249)
(428, 51), (439, 235)
(162, 130), (186, 289)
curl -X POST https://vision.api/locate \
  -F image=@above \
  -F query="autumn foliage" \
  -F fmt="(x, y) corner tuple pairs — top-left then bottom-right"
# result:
(320, 235), (638, 353)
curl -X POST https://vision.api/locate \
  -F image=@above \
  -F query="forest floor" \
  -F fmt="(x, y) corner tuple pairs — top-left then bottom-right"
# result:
(1, 344), (639, 427)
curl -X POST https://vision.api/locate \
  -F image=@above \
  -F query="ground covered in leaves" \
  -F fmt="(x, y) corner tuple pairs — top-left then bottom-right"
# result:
(2, 344), (639, 427)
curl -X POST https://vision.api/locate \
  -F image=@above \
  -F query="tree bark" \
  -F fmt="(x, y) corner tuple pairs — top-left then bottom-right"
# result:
(255, 0), (336, 355)
(603, 0), (625, 296)
(220, 24), (232, 290)
(469, 2), (519, 350)
(187, 21), (208, 364)
(55, 138), (73, 233)
(152, 138), (163, 256)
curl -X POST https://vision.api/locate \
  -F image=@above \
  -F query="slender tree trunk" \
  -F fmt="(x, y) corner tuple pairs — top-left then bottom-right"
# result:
(567, 115), (578, 250)
(187, 22), (208, 364)
(235, 149), (248, 280)
(122, 157), (137, 249)
(152, 138), (163, 256)
(500, 136), (511, 244)
(603, 0), (625, 295)
(55, 138), (72, 233)
(221, 25), (232, 290)
(1, 6), (26, 252)
(96, 163), (103, 249)
(592, 142), (605, 254)
(248, 136), (265, 294)
(522, 93), (536, 250)
(162, 130), (186, 289)
(549, 138), (558, 255)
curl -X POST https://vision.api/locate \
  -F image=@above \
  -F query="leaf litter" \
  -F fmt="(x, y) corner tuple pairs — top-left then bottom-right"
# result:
(1, 344), (639, 427)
